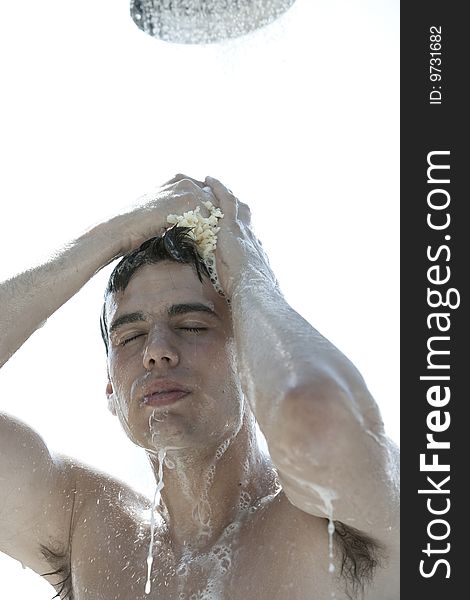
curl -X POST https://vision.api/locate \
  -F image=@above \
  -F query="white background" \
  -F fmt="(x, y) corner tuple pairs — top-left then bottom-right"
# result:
(0, 0), (399, 596)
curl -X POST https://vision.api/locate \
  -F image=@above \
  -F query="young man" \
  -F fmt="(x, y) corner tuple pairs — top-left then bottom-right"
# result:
(0, 175), (399, 599)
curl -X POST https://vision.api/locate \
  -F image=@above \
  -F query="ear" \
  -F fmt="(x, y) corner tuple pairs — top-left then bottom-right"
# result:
(106, 381), (117, 416)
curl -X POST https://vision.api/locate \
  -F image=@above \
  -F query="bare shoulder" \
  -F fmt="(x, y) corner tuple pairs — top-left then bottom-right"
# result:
(62, 457), (152, 536)
(264, 490), (399, 600)
(37, 456), (150, 593)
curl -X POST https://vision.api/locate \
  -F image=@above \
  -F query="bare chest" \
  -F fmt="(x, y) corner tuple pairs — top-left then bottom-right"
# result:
(68, 496), (339, 600)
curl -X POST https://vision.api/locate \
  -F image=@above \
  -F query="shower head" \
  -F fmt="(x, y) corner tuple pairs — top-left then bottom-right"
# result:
(130, 0), (297, 44)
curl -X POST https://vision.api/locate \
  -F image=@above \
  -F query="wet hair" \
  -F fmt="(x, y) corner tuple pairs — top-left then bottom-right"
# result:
(333, 520), (385, 599)
(100, 225), (209, 354)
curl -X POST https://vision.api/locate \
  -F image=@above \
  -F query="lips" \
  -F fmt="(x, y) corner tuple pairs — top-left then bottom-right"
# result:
(141, 379), (191, 408)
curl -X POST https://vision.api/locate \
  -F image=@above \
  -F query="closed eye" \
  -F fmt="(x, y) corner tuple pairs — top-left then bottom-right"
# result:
(121, 334), (145, 346)
(179, 327), (207, 333)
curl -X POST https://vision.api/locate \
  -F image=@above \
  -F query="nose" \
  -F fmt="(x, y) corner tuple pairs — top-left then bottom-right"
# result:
(143, 329), (180, 371)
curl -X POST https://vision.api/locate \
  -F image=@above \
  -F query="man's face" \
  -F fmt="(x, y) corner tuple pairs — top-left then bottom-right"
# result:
(105, 261), (244, 453)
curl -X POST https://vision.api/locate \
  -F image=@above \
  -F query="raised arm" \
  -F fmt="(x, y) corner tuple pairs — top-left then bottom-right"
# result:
(0, 177), (210, 576)
(0, 178), (206, 368)
(205, 176), (399, 543)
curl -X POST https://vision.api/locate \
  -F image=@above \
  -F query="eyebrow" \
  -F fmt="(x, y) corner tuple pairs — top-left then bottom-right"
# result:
(109, 303), (219, 334)
(168, 303), (218, 319)
(109, 311), (148, 334)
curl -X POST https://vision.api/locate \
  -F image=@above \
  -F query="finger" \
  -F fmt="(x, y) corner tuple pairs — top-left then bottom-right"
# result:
(160, 177), (215, 212)
(205, 176), (237, 217)
(162, 173), (206, 188)
(205, 176), (252, 225)
(237, 201), (252, 226)
(204, 176), (236, 198)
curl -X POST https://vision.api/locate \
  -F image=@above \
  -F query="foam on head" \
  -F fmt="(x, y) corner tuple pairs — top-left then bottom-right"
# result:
(166, 197), (227, 300)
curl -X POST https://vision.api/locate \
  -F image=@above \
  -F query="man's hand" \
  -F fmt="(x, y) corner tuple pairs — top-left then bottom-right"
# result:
(197, 175), (278, 298)
(206, 176), (277, 298)
(116, 175), (215, 255)
(144, 173), (277, 299)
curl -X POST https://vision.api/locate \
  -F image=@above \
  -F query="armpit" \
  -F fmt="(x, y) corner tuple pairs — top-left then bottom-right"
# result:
(333, 521), (385, 600)
(39, 543), (74, 600)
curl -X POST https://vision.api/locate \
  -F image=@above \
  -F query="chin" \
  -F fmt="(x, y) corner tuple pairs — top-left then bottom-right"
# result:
(123, 405), (243, 455)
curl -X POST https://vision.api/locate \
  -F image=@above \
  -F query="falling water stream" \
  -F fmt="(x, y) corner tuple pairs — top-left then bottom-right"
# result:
(327, 519), (335, 574)
(294, 480), (338, 597)
(145, 448), (167, 595)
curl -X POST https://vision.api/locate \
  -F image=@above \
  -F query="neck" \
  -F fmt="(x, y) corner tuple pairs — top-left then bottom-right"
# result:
(146, 410), (279, 553)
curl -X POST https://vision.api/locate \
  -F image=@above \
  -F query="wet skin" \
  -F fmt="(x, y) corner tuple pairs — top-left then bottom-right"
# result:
(105, 262), (241, 459)
(33, 261), (398, 600)
(0, 178), (399, 600)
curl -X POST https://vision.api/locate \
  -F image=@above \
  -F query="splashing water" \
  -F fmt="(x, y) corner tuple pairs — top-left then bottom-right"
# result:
(145, 448), (167, 595)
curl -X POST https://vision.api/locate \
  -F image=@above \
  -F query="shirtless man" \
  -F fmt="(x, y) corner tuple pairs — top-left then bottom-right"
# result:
(0, 175), (399, 600)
